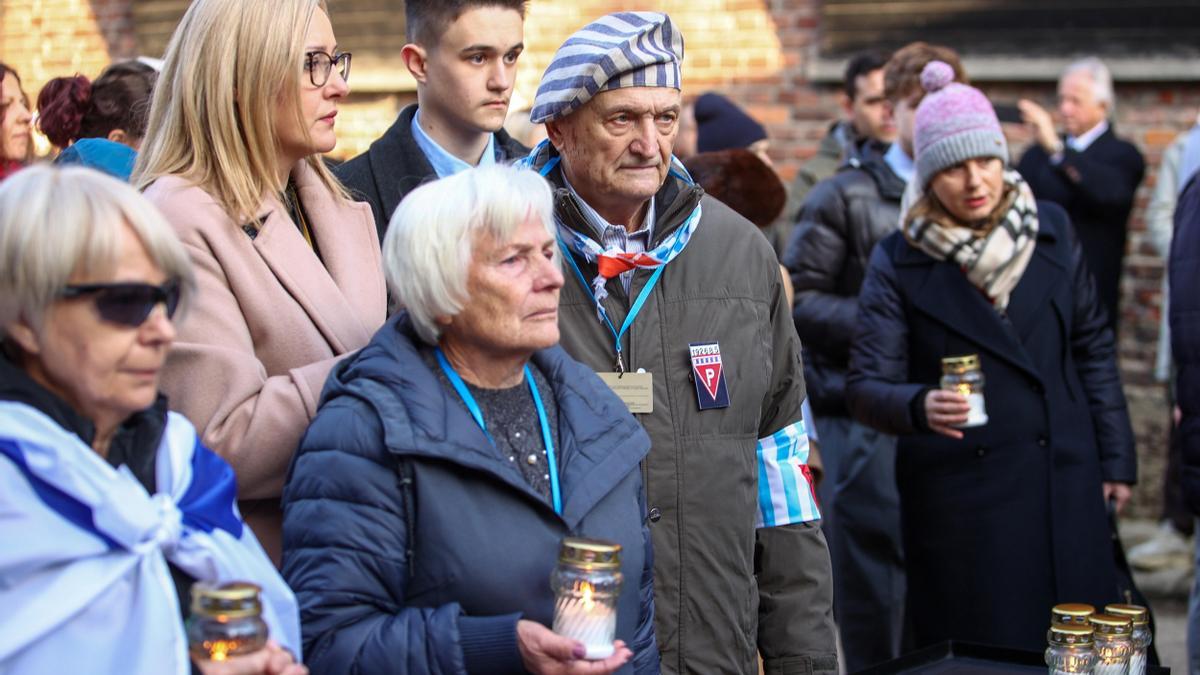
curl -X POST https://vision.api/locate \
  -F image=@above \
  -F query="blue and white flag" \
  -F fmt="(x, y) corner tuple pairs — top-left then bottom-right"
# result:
(0, 402), (300, 674)
(755, 408), (821, 528)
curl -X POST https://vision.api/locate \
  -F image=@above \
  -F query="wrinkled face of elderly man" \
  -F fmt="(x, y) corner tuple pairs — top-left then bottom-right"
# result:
(546, 87), (682, 229)
(1057, 70), (1108, 138)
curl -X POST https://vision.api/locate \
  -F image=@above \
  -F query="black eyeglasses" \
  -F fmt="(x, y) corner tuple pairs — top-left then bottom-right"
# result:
(305, 51), (352, 87)
(60, 279), (182, 327)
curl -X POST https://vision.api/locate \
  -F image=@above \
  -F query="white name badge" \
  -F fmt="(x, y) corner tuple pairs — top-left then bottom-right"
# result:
(596, 372), (654, 414)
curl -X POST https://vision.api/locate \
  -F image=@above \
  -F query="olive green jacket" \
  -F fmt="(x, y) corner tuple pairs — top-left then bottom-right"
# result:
(547, 160), (837, 675)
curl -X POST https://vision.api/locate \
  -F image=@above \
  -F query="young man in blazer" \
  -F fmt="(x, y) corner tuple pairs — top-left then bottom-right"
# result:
(336, 0), (531, 241)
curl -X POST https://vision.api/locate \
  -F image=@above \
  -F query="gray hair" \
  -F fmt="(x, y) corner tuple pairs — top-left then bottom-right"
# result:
(0, 165), (195, 337)
(382, 164), (558, 344)
(1062, 57), (1114, 112)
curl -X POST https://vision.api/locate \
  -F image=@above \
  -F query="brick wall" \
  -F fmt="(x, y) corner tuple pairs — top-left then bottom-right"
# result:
(2, 0), (1193, 515)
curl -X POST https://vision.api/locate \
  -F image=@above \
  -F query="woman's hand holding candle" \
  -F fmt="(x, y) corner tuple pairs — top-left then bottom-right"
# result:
(924, 390), (971, 439)
(517, 620), (632, 674)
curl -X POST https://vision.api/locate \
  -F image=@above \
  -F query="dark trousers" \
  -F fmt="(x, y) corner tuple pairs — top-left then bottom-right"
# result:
(814, 415), (905, 672)
(1165, 385), (1195, 535)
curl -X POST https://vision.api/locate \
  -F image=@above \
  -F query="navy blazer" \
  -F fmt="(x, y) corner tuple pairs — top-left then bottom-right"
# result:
(335, 104), (530, 243)
(1017, 126), (1146, 333)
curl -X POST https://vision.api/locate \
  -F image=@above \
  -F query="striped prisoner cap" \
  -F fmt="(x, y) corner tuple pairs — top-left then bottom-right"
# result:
(530, 12), (684, 124)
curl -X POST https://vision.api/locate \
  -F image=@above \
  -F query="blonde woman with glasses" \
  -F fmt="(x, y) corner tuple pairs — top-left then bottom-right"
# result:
(134, 0), (386, 563)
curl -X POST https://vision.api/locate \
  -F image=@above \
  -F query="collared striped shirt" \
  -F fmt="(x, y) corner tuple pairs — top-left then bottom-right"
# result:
(562, 173), (655, 294)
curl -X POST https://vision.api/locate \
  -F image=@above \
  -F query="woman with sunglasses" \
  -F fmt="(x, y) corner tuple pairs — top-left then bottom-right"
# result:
(0, 166), (305, 675)
(134, 0), (385, 563)
(0, 61), (33, 181)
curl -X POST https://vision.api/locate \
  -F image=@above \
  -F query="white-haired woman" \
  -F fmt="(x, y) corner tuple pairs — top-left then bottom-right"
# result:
(0, 166), (304, 675)
(133, 0), (386, 562)
(281, 164), (658, 675)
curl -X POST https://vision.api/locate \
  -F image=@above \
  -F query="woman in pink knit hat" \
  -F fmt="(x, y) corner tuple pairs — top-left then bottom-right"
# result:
(845, 61), (1141, 654)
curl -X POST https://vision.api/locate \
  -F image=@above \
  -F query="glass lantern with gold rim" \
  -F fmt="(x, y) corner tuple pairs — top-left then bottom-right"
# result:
(940, 354), (988, 427)
(1089, 613), (1133, 675)
(1105, 604), (1151, 675)
(1046, 622), (1098, 674)
(1053, 603), (1096, 626)
(186, 581), (270, 662)
(550, 538), (623, 660)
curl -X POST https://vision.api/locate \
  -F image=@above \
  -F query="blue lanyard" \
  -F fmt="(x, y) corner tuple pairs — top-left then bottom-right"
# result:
(435, 348), (562, 515)
(536, 152), (690, 373)
(558, 234), (666, 373)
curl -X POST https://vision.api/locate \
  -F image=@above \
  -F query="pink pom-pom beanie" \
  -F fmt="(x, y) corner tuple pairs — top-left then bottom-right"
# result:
(913, 60), (1008, 188)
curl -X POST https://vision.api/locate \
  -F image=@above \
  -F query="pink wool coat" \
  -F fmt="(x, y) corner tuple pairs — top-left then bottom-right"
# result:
(144, 161), (386, 561)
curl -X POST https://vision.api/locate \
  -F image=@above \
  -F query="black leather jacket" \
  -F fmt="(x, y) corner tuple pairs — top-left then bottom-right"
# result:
(783, 148), (905, 416)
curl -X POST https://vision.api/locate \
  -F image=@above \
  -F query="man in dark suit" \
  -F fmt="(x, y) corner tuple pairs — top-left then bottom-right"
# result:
(1016, 57), (1146, 335)
(335, 0), (531, 242)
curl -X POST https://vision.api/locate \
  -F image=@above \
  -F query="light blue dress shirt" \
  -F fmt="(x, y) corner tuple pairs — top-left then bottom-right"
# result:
(883, 143), (915, 184)
(411, 109), (497, 178)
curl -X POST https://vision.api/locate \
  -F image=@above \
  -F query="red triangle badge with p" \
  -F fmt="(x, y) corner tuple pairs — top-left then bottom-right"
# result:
(689, 342), (730, 410)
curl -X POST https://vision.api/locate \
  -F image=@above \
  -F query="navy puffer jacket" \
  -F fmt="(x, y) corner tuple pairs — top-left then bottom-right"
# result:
(281, 315), (658, 674)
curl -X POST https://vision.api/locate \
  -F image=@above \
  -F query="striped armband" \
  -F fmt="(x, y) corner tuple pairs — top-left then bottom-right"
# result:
(755, 414), (820, 528)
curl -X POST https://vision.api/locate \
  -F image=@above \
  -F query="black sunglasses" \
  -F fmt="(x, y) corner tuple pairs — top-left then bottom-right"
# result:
(60, 279), (182, 327)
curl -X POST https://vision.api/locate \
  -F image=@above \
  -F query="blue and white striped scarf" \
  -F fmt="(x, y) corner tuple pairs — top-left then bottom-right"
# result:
(517, 139), (702, 310)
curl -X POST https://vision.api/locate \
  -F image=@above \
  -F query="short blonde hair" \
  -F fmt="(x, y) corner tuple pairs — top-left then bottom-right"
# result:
(0, 166), (195, 336)
(383, 164), (557, 344)
(132, 0), (347, 223)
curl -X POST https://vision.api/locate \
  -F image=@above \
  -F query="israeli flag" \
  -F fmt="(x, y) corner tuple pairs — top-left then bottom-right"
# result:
(0, 402), (300, 674)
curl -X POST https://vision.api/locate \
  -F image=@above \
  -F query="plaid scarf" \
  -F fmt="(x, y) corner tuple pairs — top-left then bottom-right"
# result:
(903, 170), (1039, 310)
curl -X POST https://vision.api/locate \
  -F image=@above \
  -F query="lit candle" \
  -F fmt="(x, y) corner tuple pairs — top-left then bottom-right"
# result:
(1089, 613), (1133, 675)
(1105, 605), (1151, 675)
(553, 581), (617, 658)
(1046, 622), (1096, 674)
(186, 582), (270, 662)
(940, 355), (988, 427)
(551, 538), (624, 660)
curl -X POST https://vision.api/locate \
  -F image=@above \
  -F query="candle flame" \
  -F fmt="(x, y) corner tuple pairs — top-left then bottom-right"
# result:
(581, 581), (595, 611)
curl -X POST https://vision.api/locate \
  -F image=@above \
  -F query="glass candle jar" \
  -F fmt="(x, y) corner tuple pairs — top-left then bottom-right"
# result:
(1089, 613), (1133, 675)
(1046, 622), (1097, 674)
(186, 581), (270, 662)
(941, 355), (988, 427)
(1053, 603), (1096, 626)
(1105, 605), (1151, 675)
(551, 538), (623, 660)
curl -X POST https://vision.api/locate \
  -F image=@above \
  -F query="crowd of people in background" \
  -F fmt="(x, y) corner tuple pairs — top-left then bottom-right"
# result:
(1, 0), (1198, 673)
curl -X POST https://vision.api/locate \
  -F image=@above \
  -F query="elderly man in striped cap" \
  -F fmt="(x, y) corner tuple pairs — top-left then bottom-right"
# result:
(520, 12), (836, 675)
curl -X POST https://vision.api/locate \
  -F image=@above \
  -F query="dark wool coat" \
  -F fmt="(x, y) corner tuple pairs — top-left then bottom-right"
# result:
(1170, 175), (1200, 514)
(846, 202), (1137, 653)
(1016, 127), (1146, 334)
(334, 104), (530, 243)
(281, 315), (658, 675)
